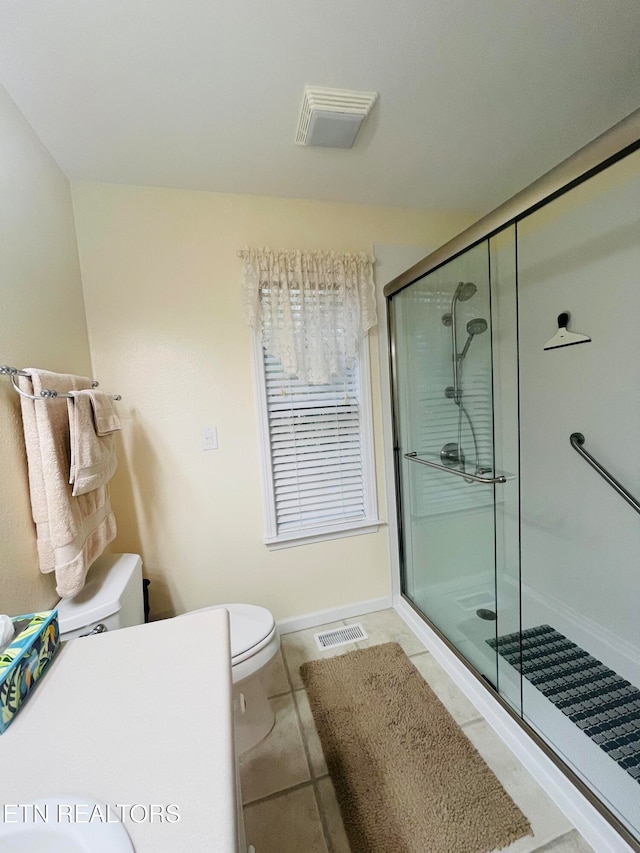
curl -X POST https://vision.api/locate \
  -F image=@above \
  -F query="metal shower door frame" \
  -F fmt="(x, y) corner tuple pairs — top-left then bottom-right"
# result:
(384, 109), (640, 301)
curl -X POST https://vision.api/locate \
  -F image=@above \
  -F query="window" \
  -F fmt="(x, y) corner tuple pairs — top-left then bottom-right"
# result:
(241, 246), (379, 547)
(253, 333), (379, 547)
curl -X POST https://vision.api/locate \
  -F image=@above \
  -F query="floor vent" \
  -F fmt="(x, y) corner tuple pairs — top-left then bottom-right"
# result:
(314, 623), (368, 650)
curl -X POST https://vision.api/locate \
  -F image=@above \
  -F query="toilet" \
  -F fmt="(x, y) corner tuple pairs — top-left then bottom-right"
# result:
(192, 602), (280, 754)
(56, 553), (280, 754)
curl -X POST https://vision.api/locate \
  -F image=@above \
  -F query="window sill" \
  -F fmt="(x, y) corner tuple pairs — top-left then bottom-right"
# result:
(264, 519), (382, 550)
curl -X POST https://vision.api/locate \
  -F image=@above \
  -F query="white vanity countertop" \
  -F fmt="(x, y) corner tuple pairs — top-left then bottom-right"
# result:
(0, 608), (239, 852)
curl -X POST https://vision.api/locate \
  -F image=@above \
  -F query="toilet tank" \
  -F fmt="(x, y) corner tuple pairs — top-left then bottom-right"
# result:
(56, 553), (145, 641)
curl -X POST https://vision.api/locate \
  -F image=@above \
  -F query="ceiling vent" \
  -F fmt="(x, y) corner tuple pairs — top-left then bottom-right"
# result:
(295, 86), (378, 149)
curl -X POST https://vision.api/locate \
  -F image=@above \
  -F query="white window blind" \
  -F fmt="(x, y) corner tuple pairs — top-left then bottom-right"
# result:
(266, 353), (365, 532)
(254, 335), (379, 546)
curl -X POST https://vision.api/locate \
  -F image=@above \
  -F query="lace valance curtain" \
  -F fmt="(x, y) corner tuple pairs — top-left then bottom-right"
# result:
(240, 247), (377, 384)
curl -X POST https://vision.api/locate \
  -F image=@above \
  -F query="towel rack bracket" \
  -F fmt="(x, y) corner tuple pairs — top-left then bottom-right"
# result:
(0, 365), (29, 377)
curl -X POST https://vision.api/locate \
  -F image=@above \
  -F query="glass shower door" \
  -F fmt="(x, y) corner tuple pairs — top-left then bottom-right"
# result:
(387, 126), (640, 846)
(391, 241), (504, 686)
(515, 149), (640, 840)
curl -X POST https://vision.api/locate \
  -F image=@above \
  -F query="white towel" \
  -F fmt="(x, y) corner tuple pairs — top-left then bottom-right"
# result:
(67, 390), (120, 496)
(18, 369), (117, 598)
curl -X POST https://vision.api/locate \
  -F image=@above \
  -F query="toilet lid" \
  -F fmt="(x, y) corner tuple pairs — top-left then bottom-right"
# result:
(194, 603), (276, 663)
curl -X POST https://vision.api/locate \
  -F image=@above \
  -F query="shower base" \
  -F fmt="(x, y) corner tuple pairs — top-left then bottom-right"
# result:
(408, 573), (640, 838)
(489, 624), (640, 784)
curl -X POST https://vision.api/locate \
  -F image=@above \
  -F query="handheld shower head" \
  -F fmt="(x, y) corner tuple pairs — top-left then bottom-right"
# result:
(459, 318), (488, 360)
(466, 317), (488, 336)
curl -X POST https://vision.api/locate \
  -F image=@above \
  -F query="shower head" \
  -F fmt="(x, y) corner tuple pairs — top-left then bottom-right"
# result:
(466, 318), (488, 336)
(458, 318), (488, 360)
(454, 281), (477, 302)
(443, 282), (478, 325)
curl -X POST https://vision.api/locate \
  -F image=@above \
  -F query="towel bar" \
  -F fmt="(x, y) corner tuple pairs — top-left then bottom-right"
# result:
(404, 451), (508, 484)
(1, 365), (121, 402)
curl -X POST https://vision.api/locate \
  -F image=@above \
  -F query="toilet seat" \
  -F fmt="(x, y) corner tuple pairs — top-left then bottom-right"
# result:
(190, 603), (279, 681)
(223, 603), (276, 664)
(188, 602), (280, 751)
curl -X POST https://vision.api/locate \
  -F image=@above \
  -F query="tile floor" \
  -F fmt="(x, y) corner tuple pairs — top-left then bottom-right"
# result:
(240, 608), (596, 853)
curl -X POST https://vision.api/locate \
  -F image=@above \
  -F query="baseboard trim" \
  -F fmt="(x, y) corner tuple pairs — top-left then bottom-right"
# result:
(276, 597), (393, 635)
(394, 598), (636, 853)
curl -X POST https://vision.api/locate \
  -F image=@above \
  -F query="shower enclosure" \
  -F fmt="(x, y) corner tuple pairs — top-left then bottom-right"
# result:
(386, 111), (640, 848)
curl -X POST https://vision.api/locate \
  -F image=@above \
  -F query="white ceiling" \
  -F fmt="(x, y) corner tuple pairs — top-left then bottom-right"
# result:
(1, 1), (639, 214)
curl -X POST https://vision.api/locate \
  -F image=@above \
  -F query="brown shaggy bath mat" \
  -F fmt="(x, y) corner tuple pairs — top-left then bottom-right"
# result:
(300, 642), (531, 853)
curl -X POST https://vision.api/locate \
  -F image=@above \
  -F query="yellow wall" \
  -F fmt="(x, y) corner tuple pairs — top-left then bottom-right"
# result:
(0, 85), (92, 615)
(72, 182), (473, 620)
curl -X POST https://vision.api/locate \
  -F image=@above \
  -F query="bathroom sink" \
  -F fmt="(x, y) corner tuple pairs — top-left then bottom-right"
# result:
(0, 795), (134, 852)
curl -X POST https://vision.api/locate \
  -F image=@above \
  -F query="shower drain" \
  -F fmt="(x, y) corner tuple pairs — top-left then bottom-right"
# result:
(314, 623), (368, 650)
(476, 608), (497, 621)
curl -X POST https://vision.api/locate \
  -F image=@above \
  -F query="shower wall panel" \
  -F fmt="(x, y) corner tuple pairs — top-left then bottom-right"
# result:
(518, 150), (640, 669)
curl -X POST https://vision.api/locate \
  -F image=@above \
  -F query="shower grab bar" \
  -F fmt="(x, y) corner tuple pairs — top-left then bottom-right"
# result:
(404, 452), (507, 484)
(570, 432), (640, 516)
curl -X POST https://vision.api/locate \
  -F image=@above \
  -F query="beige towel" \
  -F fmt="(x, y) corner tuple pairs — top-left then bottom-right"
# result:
(87, 389), (121, 436)
(67, 390), (120, 497)
(18, 369), (117, 598)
